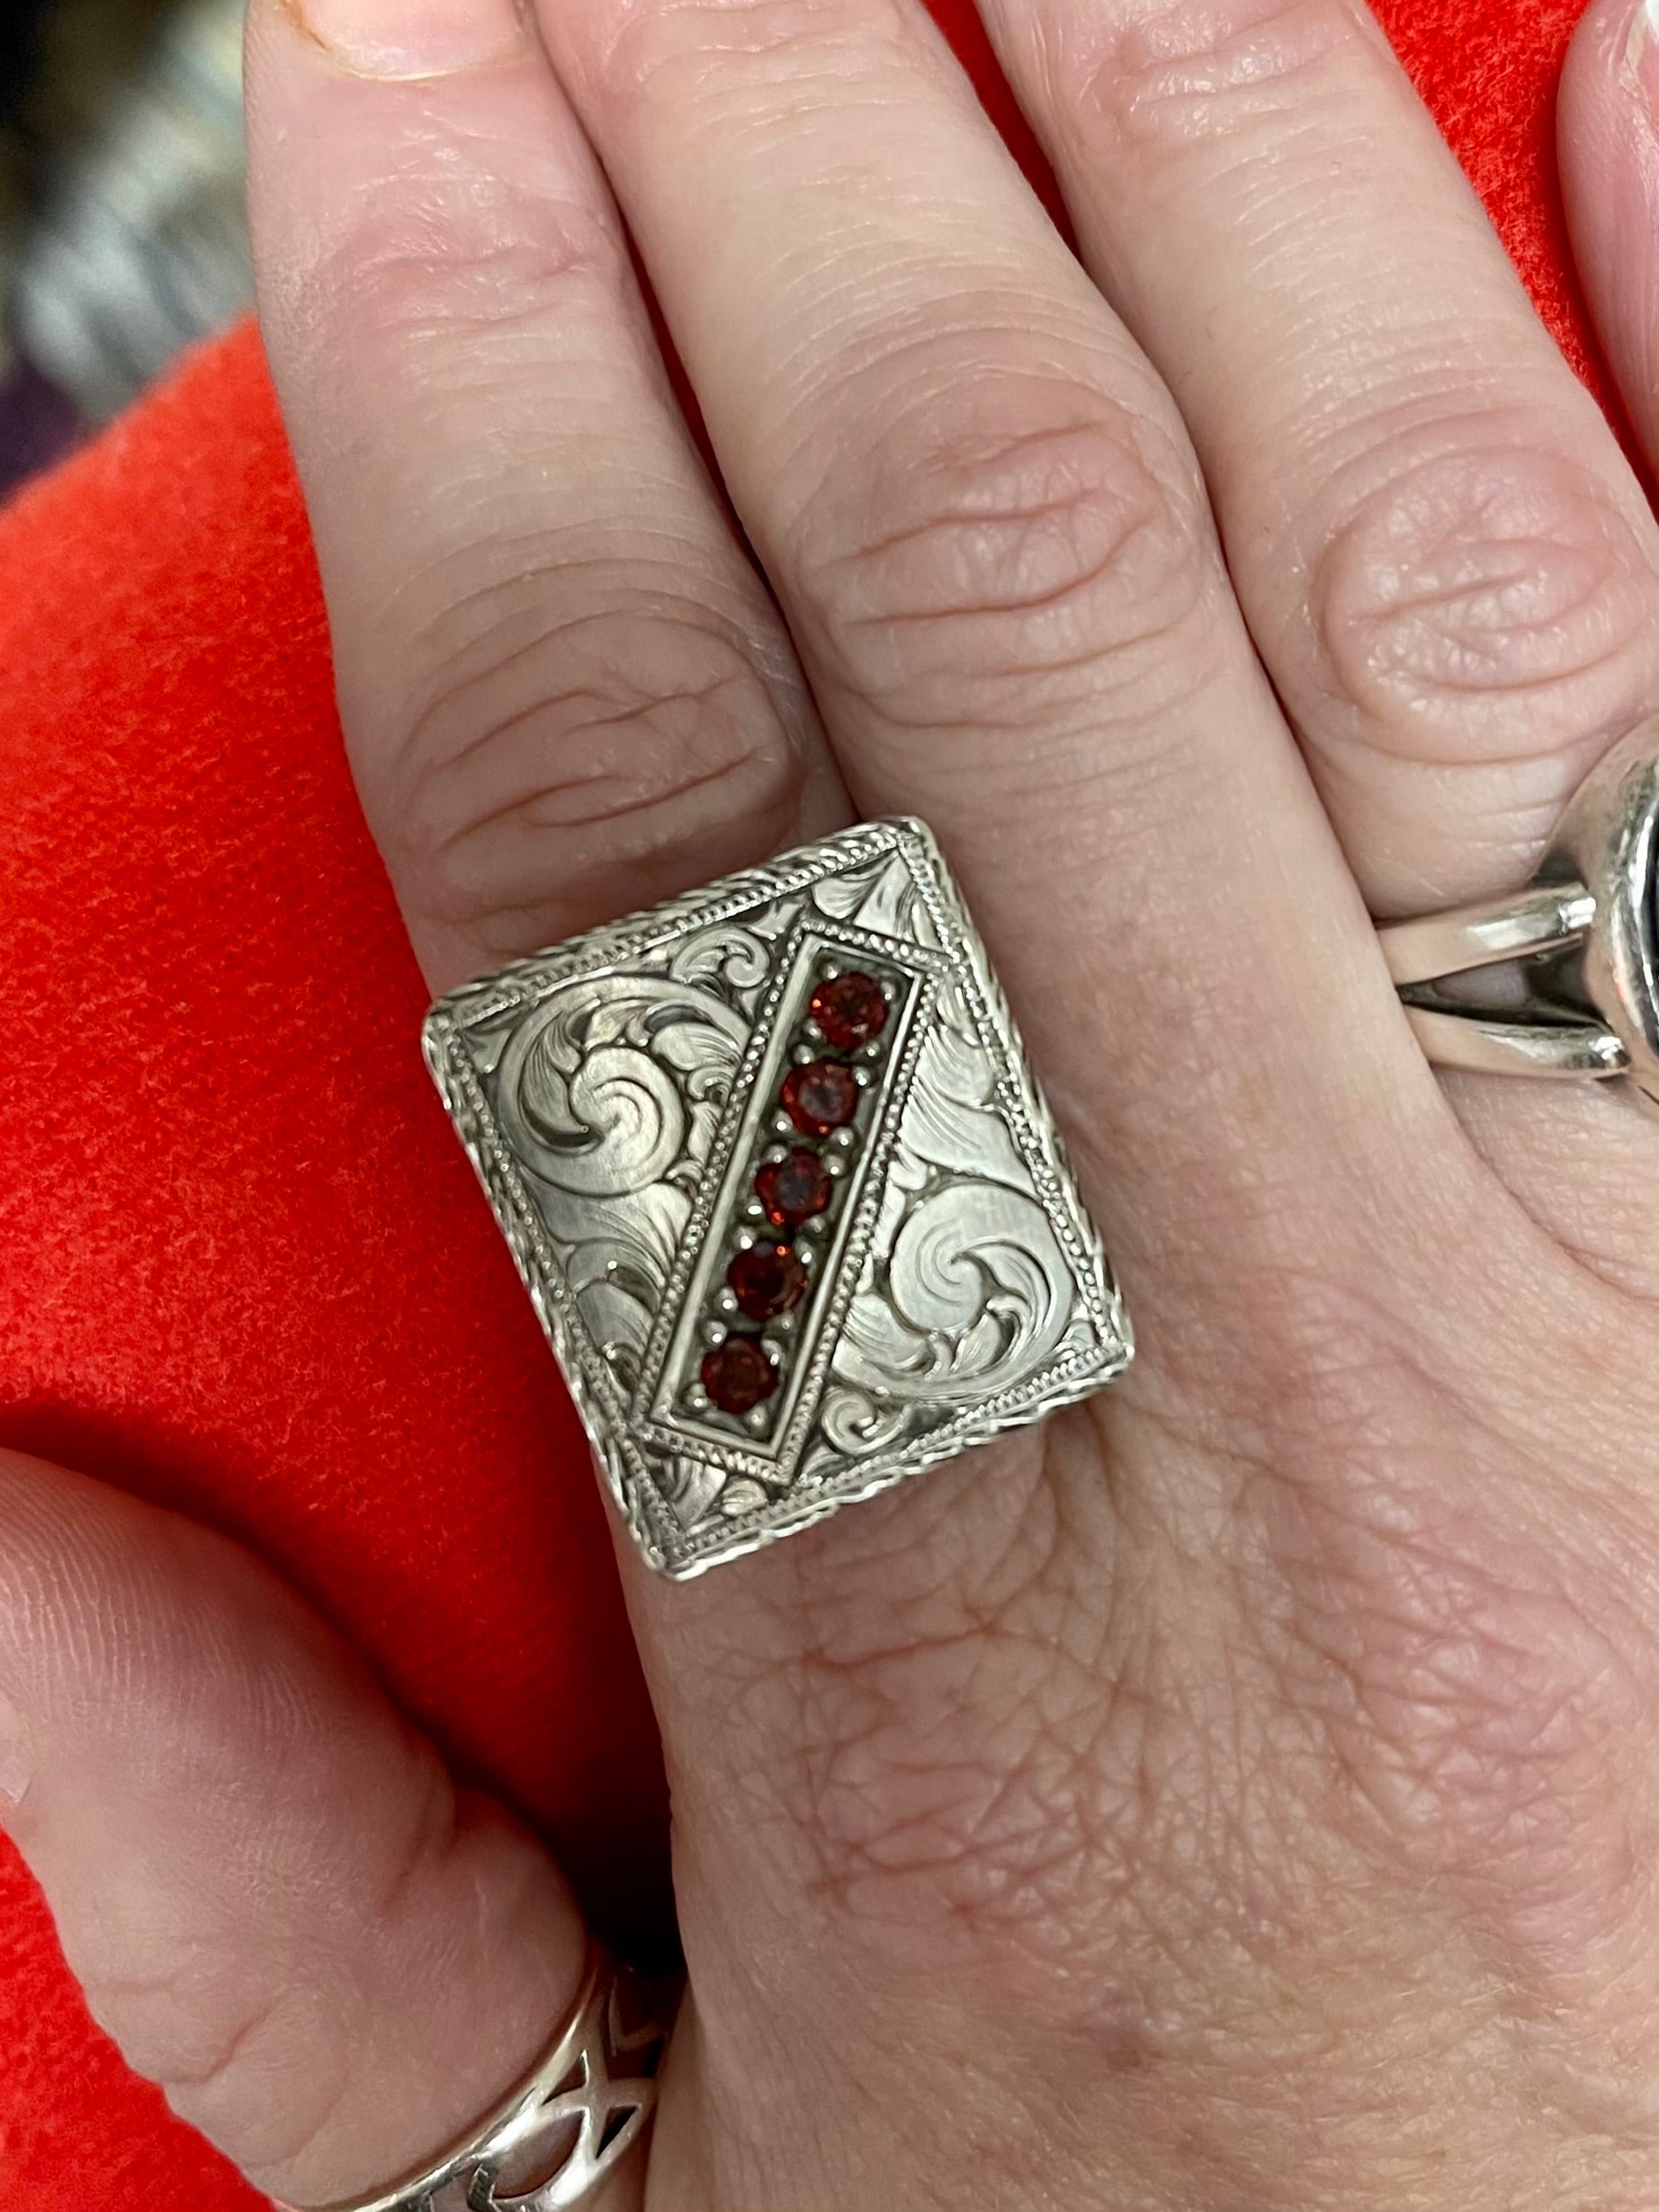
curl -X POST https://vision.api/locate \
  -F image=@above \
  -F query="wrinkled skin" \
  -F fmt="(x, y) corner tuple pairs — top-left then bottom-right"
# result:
(6, 0), (1659, 2206)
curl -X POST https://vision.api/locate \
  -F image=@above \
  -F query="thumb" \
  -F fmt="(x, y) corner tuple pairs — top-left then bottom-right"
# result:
(0, 1447), (623, 2211)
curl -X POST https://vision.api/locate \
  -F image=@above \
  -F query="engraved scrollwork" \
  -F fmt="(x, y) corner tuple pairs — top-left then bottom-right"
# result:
(495, 976), (743, 1195)
(831, 1181), (1072, 1405)
(815, 971), (1072, 1458)
(490, 972), (751, 1371)
(666, 922), (778, 1008)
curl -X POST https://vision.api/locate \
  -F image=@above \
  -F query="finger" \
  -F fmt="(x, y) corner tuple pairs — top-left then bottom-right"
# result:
(244, 0), (847, 999)
(0, 1449), (622, 2212)
(529, 0), (1420, 1228)
(1561, 0), (1659, 475)
(963, 0), (1659, 919)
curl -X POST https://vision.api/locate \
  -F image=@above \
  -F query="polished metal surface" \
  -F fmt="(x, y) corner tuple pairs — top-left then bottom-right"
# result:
(1378, 719), (1659, 1111)
(425, 818), (1132, 1578)
(289, 1946), (668, 2212)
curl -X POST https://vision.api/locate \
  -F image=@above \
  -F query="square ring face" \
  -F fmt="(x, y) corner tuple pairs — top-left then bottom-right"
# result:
(423, 820), (1132, 1578)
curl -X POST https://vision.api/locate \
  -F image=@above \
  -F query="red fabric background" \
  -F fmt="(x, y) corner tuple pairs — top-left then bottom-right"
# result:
(0, 1), (1613, 2204)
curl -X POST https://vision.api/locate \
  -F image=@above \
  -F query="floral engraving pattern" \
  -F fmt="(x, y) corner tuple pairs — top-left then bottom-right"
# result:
(489, 972), (749, 1393)
(812, 971), (1075, 1469)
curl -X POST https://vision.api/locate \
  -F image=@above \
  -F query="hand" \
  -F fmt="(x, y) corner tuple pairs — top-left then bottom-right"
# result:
(6, 0), (1659, 2203)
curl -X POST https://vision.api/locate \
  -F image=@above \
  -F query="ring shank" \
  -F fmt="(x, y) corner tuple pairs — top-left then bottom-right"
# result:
(1400, 1003), (1628, 1083)
(281, 1944), (671, 2212)
(1379, 882), (1599, 991)
(1377, 875), (1632, 1086)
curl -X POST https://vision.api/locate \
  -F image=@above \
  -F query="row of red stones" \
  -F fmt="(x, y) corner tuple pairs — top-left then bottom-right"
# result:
(700, 970), (890, 1416)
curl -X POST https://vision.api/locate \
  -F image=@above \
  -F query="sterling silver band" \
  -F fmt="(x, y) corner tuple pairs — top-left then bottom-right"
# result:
(1379, 720), (1659, 1114)
(288, 1945), (670, 2212)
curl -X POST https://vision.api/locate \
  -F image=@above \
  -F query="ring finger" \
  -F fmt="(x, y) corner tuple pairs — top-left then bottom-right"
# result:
(970, 0), (1659, 918)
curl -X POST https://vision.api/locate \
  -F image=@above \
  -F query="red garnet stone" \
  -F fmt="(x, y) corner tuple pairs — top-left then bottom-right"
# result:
(728, 1242), (807, 1321)
(782, 1057), (859, 1136)
(701, 1335), (778, 1414)
(812, 971), (889, 1051)
(755, 1148), (831, 1230)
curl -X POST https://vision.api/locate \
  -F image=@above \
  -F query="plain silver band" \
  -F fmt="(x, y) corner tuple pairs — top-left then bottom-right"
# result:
(1377, 721), (1659, 1107)
(1378, 878), (1631, 1084)
(283, 1945), (669, 2212)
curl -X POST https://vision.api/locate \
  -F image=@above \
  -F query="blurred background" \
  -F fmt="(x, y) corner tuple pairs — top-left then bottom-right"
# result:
(0, 0), (247, 496)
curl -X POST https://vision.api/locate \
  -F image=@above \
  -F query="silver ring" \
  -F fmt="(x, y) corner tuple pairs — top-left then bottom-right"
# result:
(287, 1944), (670, 2212)
(1380, 718), (1659, 1116)
(424, 818), (1131, 1578)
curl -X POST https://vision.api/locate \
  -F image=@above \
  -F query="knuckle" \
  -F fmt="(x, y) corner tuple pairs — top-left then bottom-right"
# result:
(1064, 0), (1362, 158)
(585, 0), (911, 112)
(83, 1766), (478, 2181)
(375, 220), (616, 350)
(792, 370), (1211, 741)
(80, 1946), (356, 2176)
(387, 595), (806, 948)
(1308, 439), (1659, 767)
(284, 188), (626, 367)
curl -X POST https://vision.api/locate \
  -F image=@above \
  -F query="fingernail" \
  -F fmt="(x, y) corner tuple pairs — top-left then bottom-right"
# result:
(0, 1691), (33, 1813)
(284, 0), (533, 80)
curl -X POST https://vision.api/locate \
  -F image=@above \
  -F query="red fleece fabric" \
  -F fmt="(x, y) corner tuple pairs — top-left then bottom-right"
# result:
(0, 2), (1617, 2204)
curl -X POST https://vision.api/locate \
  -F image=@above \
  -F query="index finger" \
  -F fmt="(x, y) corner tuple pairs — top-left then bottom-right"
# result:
(245, 0), (847, 996)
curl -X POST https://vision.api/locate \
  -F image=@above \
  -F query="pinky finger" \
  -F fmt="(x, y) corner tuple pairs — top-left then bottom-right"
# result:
(0, 1451), (623, 2211)
(1561, 0), (1659, 468)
